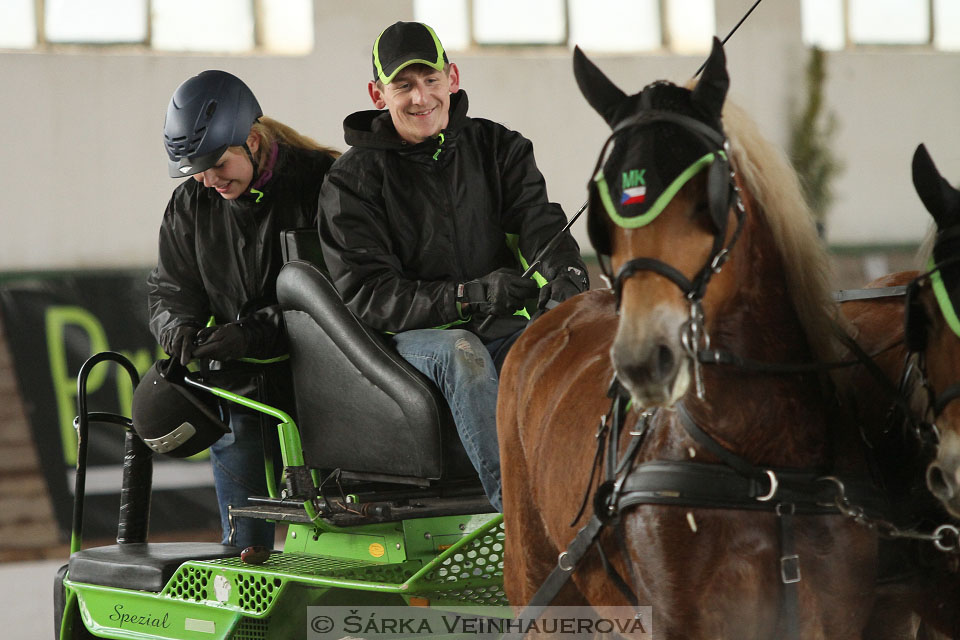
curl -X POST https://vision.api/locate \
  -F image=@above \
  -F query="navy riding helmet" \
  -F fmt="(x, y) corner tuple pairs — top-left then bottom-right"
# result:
(163, 70), (263, 178)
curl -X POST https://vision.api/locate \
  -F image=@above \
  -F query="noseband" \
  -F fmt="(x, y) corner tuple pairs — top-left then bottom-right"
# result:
(593, 110), (746, 397)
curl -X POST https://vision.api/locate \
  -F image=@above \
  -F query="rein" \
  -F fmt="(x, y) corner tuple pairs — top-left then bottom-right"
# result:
(512, 382), (888, 640)
(517, 287), (956, 636)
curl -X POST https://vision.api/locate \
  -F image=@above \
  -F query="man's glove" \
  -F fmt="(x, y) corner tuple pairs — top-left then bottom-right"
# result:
(161, 324), (200, 366)
(537, 264), (589, 311)
(192, 322), (252, 362)
(458, 268), (539, 319)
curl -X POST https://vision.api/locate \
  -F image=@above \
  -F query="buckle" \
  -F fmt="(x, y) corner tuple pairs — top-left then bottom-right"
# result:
(780, 555), (801, 584)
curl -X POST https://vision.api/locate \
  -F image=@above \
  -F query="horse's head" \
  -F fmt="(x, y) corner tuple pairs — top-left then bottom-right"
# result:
(575, 40), (740, 406)
(910, 144), (960, 517)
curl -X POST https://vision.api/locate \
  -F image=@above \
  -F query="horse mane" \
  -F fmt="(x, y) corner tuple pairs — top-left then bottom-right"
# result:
(720, 101), (840, 363)
(916, 225), (936, 268)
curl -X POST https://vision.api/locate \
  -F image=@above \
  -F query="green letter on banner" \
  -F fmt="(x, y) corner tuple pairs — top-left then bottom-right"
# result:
(46, 306), (109, 465)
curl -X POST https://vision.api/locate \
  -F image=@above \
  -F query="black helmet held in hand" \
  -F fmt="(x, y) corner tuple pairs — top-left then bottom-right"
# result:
(163, 70), (263, 178)
(132, 358), (229, 458)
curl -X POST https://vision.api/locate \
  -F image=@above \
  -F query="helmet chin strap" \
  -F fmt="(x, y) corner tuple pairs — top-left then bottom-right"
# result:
(242, 142), (259, 192)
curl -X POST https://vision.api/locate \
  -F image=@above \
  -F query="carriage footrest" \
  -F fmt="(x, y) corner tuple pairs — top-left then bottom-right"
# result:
(68, 543), (241, 592)
(232, 494), (496, 526)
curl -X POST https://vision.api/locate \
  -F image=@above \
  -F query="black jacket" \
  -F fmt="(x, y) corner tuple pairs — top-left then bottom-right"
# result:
(318, 91), (583, 340)
(148, 143), (336, 361)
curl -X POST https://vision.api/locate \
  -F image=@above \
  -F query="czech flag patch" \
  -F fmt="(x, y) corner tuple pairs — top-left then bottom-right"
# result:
(621, 186), (646, 206)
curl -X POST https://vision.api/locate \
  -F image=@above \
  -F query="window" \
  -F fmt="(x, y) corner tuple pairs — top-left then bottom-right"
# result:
(0, 1), (37, 49)
(414, 0), (716, 53)
(46, 0), (147, 44)
(801, 0), (960, 51)
(0, 0), (313, 54)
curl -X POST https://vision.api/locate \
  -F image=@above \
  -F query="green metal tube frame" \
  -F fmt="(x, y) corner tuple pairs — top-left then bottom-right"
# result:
(184, 375), (307, 501)
(183, 375), (353, 534)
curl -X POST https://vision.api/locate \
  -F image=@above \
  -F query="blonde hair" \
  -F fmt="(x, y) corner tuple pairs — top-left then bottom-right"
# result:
(235, 116), (340, 171)
(722, 101), (840, 363)
(917, 225), (937, 269)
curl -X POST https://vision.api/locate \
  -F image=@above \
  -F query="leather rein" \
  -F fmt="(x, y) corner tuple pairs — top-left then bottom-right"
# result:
(511, 114), (889, 640)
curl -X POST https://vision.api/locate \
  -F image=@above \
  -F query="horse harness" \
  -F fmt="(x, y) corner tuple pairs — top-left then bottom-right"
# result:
(835, 256), (960, 450)
(509, 378), (888, 640)
(517, 107), (889, 639)
(511, 277), (960, 639)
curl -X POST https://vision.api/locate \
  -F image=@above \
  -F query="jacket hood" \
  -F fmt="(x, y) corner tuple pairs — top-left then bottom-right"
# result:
(343, 90), (469, 150)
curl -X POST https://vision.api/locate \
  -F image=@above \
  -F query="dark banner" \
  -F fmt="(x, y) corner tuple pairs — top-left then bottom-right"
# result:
(0, 270), (219, 541)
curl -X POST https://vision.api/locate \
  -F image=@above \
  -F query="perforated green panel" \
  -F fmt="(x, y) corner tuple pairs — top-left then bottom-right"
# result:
(163, 519), (508, 611)
(236, 574), (283, 614)
(230, 616), (269, 640)
(166, 565), (212, 602)
(416, 583), (508, 607)
(210, 553), (395, 578)
(415, 520), (506, 604)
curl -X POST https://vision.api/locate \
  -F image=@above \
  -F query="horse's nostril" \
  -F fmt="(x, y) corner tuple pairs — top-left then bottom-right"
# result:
(927, 463), (956, 501)
(656, 344), (675, 381)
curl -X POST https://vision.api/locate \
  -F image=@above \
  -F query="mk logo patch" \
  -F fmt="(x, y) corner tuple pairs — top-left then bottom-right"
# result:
(622, 169), (646, 190)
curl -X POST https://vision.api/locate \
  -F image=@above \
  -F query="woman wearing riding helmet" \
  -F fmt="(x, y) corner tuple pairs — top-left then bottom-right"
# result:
(147, 70), (338, 550)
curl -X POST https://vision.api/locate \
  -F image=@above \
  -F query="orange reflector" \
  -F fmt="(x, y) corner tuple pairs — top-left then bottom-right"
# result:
(409, 597), (430, 607)
(437, 544), (453, 551)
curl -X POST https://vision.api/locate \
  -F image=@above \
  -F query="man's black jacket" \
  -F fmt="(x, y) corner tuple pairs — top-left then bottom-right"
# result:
(318, 90), (584, 340)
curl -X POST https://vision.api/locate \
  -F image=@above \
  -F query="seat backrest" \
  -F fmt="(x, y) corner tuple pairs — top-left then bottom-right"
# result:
(281, 228), (327, 270)
(277, 258), (472, 481)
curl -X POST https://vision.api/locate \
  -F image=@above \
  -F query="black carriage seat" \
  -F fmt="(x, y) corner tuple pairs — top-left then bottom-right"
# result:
(277, 229), (476, 484)
(67, 543), (240, 591)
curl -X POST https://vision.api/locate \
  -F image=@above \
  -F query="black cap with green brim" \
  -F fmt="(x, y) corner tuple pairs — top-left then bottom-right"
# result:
(372, 21), (448, 85)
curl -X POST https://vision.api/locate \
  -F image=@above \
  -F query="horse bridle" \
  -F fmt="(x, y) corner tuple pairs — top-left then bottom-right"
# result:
(591, 108), (746, 398)
(511, 110), (897, 640)
(901, 252), (960, 435)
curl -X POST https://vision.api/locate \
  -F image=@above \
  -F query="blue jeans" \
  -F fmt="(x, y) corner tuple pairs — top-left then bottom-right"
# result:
(210, 406), (275, 549)
(393, 328), (521, 512)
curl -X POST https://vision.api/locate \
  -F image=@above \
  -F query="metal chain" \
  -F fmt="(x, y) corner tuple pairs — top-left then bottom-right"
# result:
(818, 476), (960, 553)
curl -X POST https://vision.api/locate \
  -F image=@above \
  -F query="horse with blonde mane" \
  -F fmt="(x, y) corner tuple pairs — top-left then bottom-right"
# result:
(498, 40), (880, 639)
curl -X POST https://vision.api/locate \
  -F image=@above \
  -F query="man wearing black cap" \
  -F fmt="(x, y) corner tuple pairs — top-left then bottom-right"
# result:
(318, 21), (587, 511)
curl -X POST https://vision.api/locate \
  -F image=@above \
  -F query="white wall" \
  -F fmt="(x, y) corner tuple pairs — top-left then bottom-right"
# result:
(826, 50), (960, 245)
(0, 0), (957, 271)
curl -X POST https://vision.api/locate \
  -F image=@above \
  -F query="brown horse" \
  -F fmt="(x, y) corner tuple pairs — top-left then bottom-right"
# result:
(840, 145), (960, 639)
(498, 41), (878, 639)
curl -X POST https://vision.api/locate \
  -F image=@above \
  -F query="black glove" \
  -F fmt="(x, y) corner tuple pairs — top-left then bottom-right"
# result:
(458, 268), (539, 319)
(192, 322), (252, 362)
(161, 324), (200, 366)
(537, 264), (589, 311)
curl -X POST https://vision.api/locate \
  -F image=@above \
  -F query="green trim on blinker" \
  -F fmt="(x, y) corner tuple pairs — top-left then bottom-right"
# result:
(594, 151), (723, 229)
(928, 257), (960, 339)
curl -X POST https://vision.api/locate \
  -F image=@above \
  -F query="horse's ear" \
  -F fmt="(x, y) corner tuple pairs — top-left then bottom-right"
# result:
(574, 45), (627, 128)
(912, 143), (960, 230)
(691, 38), (729, 122)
